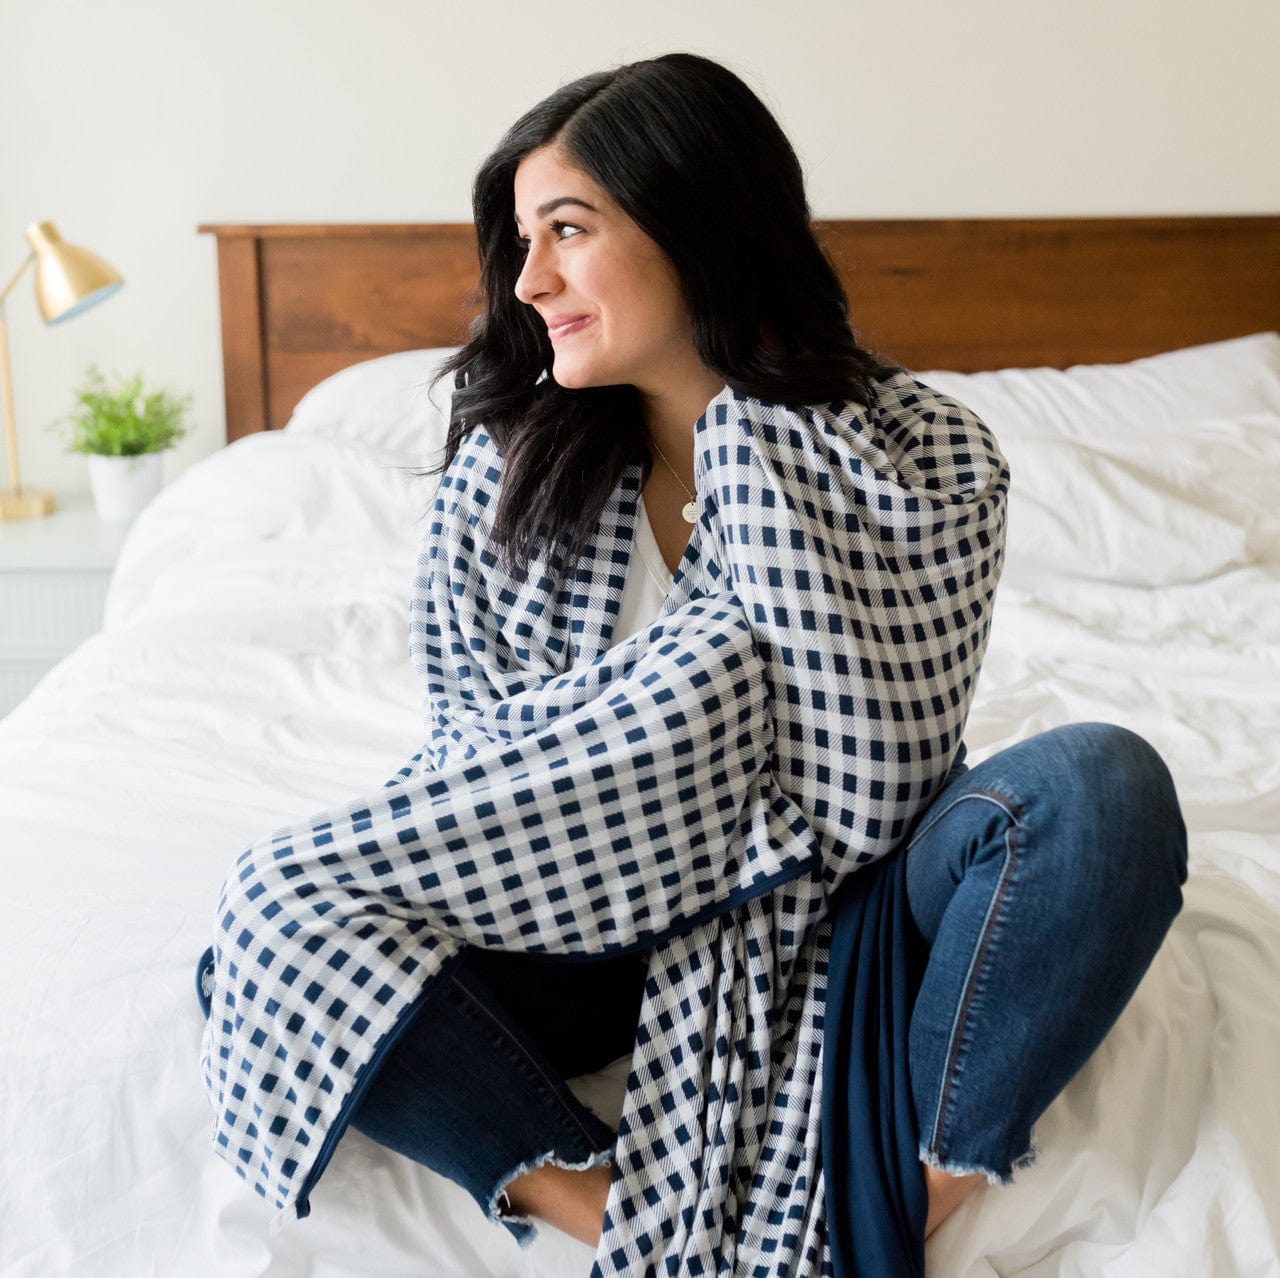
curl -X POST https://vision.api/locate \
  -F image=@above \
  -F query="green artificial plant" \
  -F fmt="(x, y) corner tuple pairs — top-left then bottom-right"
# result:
(56, 365), (192, 457)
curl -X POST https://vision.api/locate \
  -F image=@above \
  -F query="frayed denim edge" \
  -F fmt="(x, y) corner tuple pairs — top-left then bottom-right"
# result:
(918, 1137), (1039, 1189)
(489, 1146), (615, 1249)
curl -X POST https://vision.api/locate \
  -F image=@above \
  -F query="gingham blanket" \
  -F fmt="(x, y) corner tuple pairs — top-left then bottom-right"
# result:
(198, 371), (1007, 1275)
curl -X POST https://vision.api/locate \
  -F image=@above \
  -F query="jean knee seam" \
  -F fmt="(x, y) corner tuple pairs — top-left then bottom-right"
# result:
(452, 979), (612, 1152)
(924, 795), (1022, 1159)
(906, 787), (1025, 857)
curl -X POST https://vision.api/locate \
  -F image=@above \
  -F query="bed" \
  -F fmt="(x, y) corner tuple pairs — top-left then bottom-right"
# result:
(1, 216), (1278, 1277)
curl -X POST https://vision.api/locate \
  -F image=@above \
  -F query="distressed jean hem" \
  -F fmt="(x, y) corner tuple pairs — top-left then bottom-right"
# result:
(918, 1136), (1039, 1188)
(489, 1146), (615, 1247)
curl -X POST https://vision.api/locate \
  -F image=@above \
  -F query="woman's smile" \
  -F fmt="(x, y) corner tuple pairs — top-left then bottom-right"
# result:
(544, 313), (594, 341)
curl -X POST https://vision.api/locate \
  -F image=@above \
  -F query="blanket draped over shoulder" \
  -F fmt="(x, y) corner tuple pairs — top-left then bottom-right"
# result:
(198, 372), (1008, 1276)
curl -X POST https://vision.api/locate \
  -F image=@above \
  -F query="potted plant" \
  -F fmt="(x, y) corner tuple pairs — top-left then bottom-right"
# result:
(55, 365), (192, 522)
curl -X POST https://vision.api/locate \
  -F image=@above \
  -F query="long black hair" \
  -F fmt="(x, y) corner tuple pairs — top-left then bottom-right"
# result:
(431, 52), (895, 581)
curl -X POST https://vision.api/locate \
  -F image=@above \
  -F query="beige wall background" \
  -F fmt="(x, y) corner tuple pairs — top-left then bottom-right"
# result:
(2, 0), (1278, 496)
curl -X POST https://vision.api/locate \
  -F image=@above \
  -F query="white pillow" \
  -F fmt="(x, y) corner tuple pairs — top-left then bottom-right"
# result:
(920, 332), (1280, 440)
(999, 413), (1280, 587)
(914, 333), (1280, 588)
(284, 347), (460, 458)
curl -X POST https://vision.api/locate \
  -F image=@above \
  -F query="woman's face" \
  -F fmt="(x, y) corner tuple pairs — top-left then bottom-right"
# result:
(513, 145), (699, 396)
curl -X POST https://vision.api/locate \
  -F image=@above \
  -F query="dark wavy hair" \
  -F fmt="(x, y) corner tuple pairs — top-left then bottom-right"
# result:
(431, 52), (895, 582)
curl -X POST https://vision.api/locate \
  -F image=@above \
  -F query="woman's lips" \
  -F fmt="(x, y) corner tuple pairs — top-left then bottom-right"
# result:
(547, 314), (593, 341)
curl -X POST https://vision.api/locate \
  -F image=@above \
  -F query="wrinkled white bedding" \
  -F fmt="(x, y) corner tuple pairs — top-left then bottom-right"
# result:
(1, 338), (1278, 1277)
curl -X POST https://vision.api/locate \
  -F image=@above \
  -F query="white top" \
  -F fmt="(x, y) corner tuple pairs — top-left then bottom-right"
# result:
(610, 497), (674, 647)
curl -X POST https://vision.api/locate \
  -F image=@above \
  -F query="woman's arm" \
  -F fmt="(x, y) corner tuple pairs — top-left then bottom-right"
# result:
(213, 591), (815, 964)
(692, 374), (1008, 887)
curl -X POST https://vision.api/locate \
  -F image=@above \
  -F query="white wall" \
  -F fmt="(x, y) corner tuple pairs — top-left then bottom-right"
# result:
(2, 0), (1278, 496)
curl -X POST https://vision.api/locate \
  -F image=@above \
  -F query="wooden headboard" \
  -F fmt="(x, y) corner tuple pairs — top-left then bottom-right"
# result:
(199, 217), (1280, 443)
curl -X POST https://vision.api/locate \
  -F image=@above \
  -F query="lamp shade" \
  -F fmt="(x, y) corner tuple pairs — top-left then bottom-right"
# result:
(25, 221), (123, 325)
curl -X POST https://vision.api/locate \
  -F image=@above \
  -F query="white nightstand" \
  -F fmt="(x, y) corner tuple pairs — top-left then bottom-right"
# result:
(0, 494), (128, 717)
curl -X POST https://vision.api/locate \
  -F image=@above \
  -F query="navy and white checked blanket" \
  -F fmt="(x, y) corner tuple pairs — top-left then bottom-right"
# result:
(198, 371), (1008, 1275)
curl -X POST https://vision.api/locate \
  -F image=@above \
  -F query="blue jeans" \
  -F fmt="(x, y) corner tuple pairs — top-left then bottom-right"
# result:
(350, 947), (641, 1246)
(350, 723), (1187, 1244)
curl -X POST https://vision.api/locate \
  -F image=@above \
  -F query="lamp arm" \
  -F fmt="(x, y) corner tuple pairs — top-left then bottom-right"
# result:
(0, 253), (34, 489)
(0, 302), (22, 490)
(1, 253), (39, 491)
(1, 251), (35, 306)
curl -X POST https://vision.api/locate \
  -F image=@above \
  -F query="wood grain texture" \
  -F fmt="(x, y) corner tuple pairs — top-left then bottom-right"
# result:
(199, 225), (479, 440)
(818, 217), (1280, 371)
(208, 235), (268, 443)
(199, 217), (1280, 441)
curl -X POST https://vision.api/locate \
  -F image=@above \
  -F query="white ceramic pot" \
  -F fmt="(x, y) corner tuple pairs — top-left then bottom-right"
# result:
(87, 452), (165, 523)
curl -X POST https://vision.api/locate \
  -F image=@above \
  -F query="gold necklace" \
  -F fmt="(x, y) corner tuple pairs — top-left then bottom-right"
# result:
(650, 439), (698, 524)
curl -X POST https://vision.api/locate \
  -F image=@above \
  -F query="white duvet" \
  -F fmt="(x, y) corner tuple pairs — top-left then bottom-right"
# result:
(2, 335), (1278, 1277)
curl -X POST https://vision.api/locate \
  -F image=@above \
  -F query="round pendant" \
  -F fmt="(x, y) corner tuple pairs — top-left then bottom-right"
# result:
(681, 500), (697, 524)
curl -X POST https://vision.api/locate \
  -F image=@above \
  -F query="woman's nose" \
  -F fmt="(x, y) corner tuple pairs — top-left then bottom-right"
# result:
(514, 240), (558, 305)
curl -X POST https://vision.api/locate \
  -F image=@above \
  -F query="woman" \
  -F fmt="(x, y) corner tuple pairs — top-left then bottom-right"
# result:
(197, 53), (1187, 1275)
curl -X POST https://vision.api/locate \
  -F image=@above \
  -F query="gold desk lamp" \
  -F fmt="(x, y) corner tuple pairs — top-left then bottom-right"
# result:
(0, 221), (124, 520)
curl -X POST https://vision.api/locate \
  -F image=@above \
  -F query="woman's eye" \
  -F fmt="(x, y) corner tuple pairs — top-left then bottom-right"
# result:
(513, 222), (582, 253)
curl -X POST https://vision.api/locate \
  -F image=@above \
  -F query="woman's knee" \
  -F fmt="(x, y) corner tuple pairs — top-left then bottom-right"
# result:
(1033, 722), (1188, 906)
(1059, 721), (1182, 831)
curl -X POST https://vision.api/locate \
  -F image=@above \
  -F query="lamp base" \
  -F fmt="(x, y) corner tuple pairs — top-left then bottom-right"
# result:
(0, 486), (56, 520)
